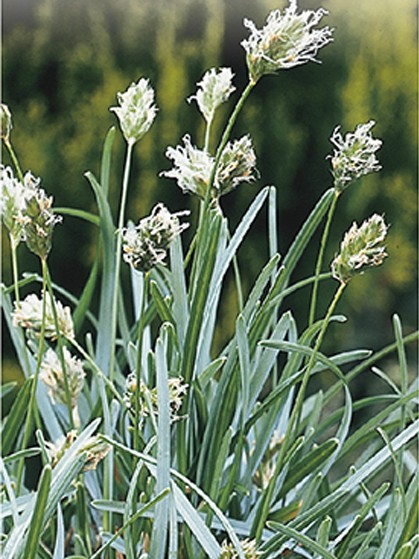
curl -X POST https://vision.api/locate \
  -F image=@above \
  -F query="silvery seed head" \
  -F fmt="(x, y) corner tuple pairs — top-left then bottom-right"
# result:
(12, 292), (75, 340)
(110, 78), (157, 145)
(161, 135), (213, 198)
(331, 214), (388, 284)
(188, 67), (236, 123)
(122, 203), (189, 273)
(0, 166), (39, 247)
(17, 186), (62, 259)
(215, 135), (258, 196)
(0, 104), (12, 142)
(328, 120), (382, 192)
(241, 0), (333, 83)
(40, 347), (85, 408)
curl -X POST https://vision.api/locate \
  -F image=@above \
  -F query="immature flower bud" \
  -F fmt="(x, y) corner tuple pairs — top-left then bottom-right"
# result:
(215, 135), (258, 196)
(110, 78), (157, 145)
(328, 121), (382, 192)
(79, 436), (111, 471)
(331, 214), (388, 284)
(241, 0), (333, 83)
(220, 539), (262, 559)
(0, 104), (12, 142)
(45, 432), (110, 470)
(12, 292), (75, 340)
(188, 68), (236, 123)
(40, 347), (85, 408)
(122, 203), (189, 272)
(17, 187), (62, 259)
(124, 373), (188, 423)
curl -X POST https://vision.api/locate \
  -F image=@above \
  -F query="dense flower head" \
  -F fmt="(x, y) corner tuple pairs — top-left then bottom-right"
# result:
(328, 120), (382, 192)
(161, 135), (213, 198)
(0, 166), (39, 246)
(17, 186), (62, 259)
(188, 67), (236, 123)
(0, 103), (12, 142)
(215, 134), (258, 196)
(161, 134), (258, 199)
(220, 539), (262, 558)
(122, 203), (189, 272)
(12, 292), (75, 340)
(124, 374), (188, 423)
(40, 346), (85, 408)
(110, 78), (157, 145)
(241, 0), (333, 83)
(331, 214), (388, 284)
(45, 431), (111, 470)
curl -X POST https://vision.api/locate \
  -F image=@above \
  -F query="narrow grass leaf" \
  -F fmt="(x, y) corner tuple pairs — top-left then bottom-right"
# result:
(149, 329), (172, 558)
(2, 377), (33, 455)
(265, 521), (338, 559)
(172, 482), (221, 559)
(53, 505), (65, 559)
(84, 170), (116, 374)
(279, 438), (339, 497)
(90, 489), (170, 559)
(23, 464), (52, 559)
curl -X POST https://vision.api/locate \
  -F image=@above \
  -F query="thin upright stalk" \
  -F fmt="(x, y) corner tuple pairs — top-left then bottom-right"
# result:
(109, 141), (134, 380)
(10, 236), (32, 377)
(252, 280), (346, 541)
(16, 258), (49, 492)
(308, 189), (340, 326)
(3, 138), (24, 182)
(205, 80), (255, 205)
(44, 264), (75, 430)
(134, 272), (150, 452)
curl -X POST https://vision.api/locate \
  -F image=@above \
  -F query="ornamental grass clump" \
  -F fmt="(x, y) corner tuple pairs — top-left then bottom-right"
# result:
(1, 1), (418, 558)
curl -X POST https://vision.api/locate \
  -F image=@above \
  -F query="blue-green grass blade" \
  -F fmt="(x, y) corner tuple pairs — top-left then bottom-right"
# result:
(266, 521), (338, 559)
(172, 482), (221, 559)
(84, 170), (116, 374)
(149, 329), (172, 558)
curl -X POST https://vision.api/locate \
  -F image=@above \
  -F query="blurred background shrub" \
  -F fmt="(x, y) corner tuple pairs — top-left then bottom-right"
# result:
(2, 0), (417, 383)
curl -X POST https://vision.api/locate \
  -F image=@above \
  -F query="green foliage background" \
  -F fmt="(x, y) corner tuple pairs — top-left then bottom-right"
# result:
(2, 0), (418, 380)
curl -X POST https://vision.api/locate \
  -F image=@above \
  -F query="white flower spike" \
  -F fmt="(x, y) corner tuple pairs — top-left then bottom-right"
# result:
(331, 214), (388, 284)
(110, 78), (157, 145)
(328, 120), (382, 192)
(241, 0), (333, 83)
(188, 68), (236, 123)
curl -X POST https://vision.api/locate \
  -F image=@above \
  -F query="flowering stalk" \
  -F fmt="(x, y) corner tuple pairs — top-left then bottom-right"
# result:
(16, 257), (48, 492)
(252, 280), (346, 541)
(1, 104), (24, 183)
(309, 122), (382, 325)
(109, 141), (134, 380)
(44, 265), (76, 429)
(206, 80), (255, 205)
(133, 271), (150, 453)
(252, 213), (388, 540)
(308, 190), (340, 326)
